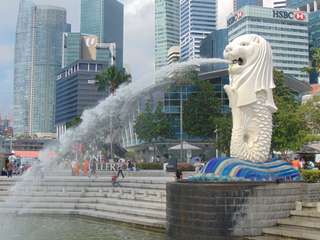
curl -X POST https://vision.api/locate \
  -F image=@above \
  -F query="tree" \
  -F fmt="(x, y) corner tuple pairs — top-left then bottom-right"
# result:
(299, 96), (320, 135)
(215, 114), (232, 155)
(183, 80), (221, 139)
(272, 70), (306, 157)
(95, 66), (131, 94)
(134, 101), (173, 154)
(66, 116), (82, 129)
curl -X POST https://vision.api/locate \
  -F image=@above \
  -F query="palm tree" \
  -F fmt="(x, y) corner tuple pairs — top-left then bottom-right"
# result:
(95, 66), (131, 94)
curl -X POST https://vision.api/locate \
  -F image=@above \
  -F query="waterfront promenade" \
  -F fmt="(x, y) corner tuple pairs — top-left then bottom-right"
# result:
(0, 171), (181, 230)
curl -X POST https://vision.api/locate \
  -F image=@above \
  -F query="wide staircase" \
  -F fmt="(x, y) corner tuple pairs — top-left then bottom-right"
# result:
(248, 201), (320, 240)
(0, 176), (169, 230)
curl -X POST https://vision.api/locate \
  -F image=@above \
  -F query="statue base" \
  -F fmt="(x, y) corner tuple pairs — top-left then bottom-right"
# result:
(189, 157), (300, 182)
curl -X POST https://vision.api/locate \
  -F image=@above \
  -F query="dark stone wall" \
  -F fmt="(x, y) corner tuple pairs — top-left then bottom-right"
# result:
(167, 182), (320, 240)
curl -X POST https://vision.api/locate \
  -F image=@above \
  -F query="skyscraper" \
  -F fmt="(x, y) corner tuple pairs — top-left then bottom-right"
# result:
(14, 0), (67, 136)
(80, 0), (124, 68)
(233, 0), (263, 11)
(228, 6), (309, 82)
(273, 0), (287, 8)
(180, 0), (217, 61)
(155, 0), (180, 70)
(287, 0), (320, 83)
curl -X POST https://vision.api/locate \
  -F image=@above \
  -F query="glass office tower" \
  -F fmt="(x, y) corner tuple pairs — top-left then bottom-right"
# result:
(155, 0), (180, 70)
(81, 0), (124, 68)
(14, 0), (67, 135)
(180, 0), (217, 61)
(233, 0), (263, 11)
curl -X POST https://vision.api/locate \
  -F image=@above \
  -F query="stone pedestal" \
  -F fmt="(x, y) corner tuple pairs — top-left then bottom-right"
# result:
(166, 182), (320, 240)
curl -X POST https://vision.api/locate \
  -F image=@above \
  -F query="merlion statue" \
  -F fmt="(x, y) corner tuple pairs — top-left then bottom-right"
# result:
(223, 34), (277, 163)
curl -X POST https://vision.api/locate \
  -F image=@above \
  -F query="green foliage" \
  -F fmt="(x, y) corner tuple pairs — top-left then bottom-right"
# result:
(302, 134), (320, 143)
(66, 116), (82, 129)
(134, 101), (173, 143)
(136, 162), (163, 170)
(215, 114), (232, 155)
(177, 162), (195, 171)
(272, 70), (306, 154)
(301, 170), (320, 183)
(299, 96), (320, 135)
(95, 66), (131, 94)
(183, 80), (222, 139)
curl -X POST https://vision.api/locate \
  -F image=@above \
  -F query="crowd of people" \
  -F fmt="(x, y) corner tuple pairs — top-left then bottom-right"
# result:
(289, 156), (319, 170)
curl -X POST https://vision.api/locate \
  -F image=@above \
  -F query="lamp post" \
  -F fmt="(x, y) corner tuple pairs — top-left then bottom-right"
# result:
(215, 127), (219, 158)
(179, 87), (183, 165)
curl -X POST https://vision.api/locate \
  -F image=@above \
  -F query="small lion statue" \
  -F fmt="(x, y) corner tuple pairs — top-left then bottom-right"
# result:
(223, 34), (277, 163)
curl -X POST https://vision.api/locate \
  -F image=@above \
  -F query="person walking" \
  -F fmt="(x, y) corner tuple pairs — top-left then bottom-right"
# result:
(117, 161), (125, 178)
(6, 161), (13, 178)
(89, 159), (97, 178)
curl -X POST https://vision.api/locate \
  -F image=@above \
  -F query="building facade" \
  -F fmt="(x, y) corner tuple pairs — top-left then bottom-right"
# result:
(200, 28), (228, 71)
(80, 0), (124, 68)
(155, 0), (180, 70)
(167, 46), (180, 65)
(228, 6), (309, 82)
(233, 0), (263, 11)
(288, 0), (320, 83)
(273, 0), (287, 8)
(62, 32), (116, 68)
(180, 0), (217, 61)
(55, 60), (109, 138)
(14, 0), (67, 136)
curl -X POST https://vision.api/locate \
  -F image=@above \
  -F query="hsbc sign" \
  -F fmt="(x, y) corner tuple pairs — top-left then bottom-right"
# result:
(273, 10), (306, 21)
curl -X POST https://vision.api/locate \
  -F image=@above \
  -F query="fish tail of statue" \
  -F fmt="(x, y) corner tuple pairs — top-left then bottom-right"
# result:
(230, 94), (273, 162)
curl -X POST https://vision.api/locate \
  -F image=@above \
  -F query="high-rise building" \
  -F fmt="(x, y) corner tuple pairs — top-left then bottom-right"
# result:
(14, 0), (67, 136)
(288, 0), (320, 83)
(200, 29), (228, 71)
(228, 6), (309, 82)
(180, 0), (217, 61)
(62, 32), (116, 68)
(167, 46), (180, 65)
(155, 0), (180, 70)
(55, 60), (110, 139)
(233, 0), (263, 11)
(273, 0), (287, 8)
(80, 0), (124, 68)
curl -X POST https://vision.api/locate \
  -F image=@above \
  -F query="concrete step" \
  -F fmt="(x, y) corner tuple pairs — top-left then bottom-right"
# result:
(79, 209), (166, 229)
(278, 216), (320, 230)
(0, 191), (165, 203)
(0, 208), (166, 229)
(0, 196), (165, 211)
(0, 201), (165, 220)
(77, 203), (166, 220)
(246, 236), (297, 240)
(290, 210), (320, 219)
(263, 226), (320, 240)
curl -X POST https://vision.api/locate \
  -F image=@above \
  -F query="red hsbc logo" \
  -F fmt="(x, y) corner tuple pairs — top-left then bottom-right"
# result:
(294, 11), (305, 20)
(273, 10), (306, 21)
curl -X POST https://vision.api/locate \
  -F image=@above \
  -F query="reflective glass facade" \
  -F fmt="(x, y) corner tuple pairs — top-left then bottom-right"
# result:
(55, 60), (109, 126)
(233, 0), (262, 11)
(200, 29), (229, 71)
(180, 0), (217, 61)
(14, 0), (67, 135)
(80, 0), (124, 68)
(287, 0), (320, 83)
(155, 0), (180, 70)
(228, 6), (309, 81)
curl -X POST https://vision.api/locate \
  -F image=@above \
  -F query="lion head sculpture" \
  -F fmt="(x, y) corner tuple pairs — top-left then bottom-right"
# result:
(224, 34), (277, 112)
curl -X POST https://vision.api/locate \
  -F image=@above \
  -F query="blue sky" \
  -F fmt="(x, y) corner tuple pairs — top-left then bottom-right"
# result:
(0, 0), (273, 118)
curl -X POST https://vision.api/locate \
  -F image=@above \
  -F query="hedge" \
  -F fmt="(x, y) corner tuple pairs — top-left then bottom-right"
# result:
(136, 162), (163, 170)
(301, 170), (320, 183)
